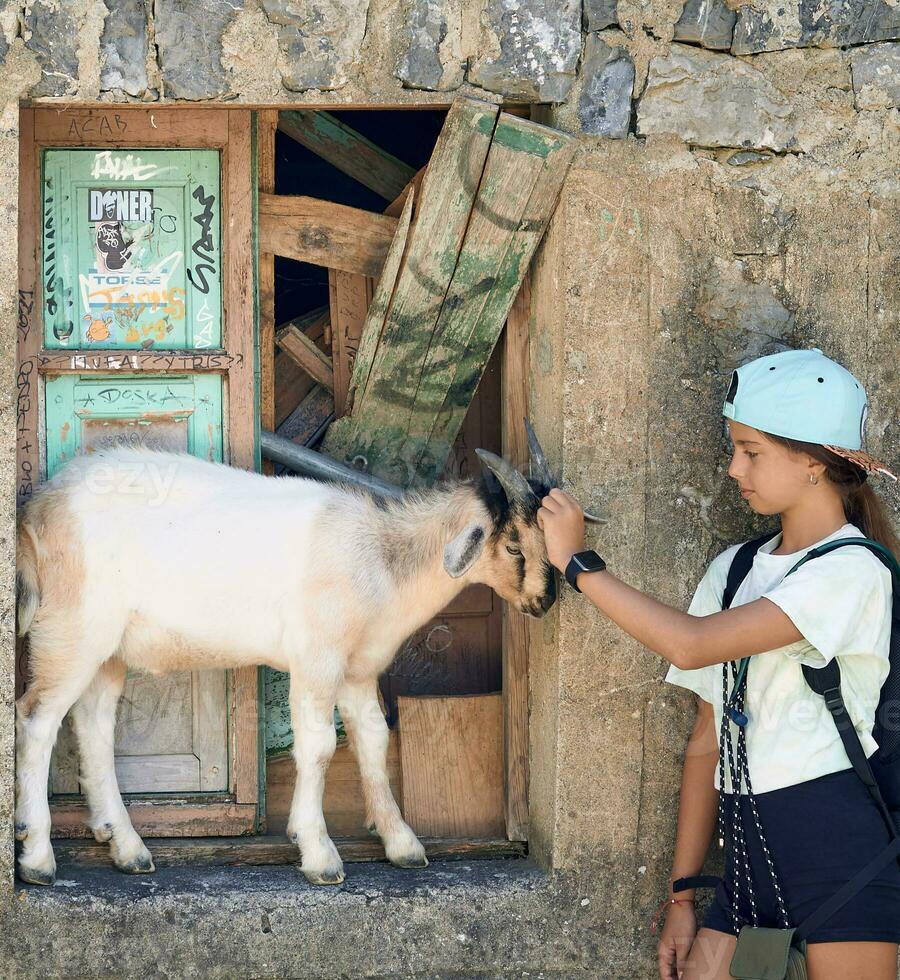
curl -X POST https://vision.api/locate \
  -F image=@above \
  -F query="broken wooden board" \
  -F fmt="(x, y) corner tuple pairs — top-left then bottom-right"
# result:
(322, 106), (575, 487)
(276, 318), (335, 392)
(320, 97), (500, 484)
(279, 109), (416, 202)
(258, 193), (397, 278)
(398, 694), (505, 838)
(277, 385), (334, 447)
(274, 308), (330, 427)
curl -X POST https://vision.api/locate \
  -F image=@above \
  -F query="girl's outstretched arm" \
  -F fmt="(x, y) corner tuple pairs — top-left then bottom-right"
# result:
(537, 488), (804, 670)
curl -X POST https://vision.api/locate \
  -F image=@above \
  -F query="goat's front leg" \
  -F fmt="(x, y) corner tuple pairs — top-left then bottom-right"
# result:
(337, 676), (428, 870)
(287, 670), (344, 885)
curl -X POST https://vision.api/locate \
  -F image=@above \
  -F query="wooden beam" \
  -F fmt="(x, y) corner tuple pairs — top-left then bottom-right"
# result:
(278, 109), (416, 202)
(327, 270), (373, 417)
(274, 309), (330, 426)
(276, 319), (335, 392)
(258, 193), (397, 277)
(52, 834), (526, 867)
(501, 276), (531, 842)
(258, 109), (278, 476)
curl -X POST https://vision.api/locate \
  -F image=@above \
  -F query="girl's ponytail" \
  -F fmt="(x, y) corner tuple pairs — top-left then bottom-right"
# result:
(765, 433), (900, 557)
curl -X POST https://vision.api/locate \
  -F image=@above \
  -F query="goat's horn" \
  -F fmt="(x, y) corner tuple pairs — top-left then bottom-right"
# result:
(474, 449), (537, 505)
(524, 417), (556, 488)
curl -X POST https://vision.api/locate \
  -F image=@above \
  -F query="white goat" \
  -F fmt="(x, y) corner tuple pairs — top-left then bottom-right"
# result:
(15, 445), (558, 886)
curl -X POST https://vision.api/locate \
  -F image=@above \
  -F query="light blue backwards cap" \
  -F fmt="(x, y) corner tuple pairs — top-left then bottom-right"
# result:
(722, 347), (896, 480)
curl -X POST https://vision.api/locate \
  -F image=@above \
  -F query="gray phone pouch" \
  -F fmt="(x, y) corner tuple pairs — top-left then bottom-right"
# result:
(729, 926), (807, 980)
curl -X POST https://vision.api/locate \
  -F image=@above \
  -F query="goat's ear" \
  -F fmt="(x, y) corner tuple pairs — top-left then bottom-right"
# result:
(443, 522), (487, 578)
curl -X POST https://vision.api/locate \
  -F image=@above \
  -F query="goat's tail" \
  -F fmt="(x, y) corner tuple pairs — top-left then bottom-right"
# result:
(16, 521), (41, 637)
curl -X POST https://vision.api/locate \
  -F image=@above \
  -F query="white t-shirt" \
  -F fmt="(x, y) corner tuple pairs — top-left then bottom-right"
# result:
(665, 522), (893, 794)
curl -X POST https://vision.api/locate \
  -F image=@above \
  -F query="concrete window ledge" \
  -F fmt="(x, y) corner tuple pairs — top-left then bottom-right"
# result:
(4, 858), (611, 978)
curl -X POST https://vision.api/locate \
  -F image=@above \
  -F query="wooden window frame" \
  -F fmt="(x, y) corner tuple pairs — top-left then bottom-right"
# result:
(17, 106), (261, 838)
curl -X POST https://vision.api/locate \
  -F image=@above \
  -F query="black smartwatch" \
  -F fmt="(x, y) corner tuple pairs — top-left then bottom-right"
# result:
(564, 550), (607, 592)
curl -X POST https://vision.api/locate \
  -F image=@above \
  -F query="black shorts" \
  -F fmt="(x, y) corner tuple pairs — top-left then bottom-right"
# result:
(702, 767), (900, 944)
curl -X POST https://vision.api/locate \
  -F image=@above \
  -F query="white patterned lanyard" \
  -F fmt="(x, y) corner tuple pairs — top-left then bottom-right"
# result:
(718, 658), (791, 933)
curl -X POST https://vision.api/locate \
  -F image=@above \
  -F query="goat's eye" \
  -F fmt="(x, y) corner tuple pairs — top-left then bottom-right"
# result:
(506, 544), (522, 556)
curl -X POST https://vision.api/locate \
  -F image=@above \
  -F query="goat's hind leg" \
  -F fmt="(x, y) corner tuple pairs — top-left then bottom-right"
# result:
(70, 657), (154, 874)
(15, 654), (104, 885)
(337, 677), (427, 870)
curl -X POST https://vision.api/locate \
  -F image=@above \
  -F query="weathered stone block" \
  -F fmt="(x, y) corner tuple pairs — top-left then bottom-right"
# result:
(637, 45), (795, 152)
(673, 0), (736, 51)
(396, 0), (464, 91)
(469, 0), (582, 102)
(732, 1), (900, 55)
(697, 258), (794, 372)
(155, 0), (244, 100)
(851, 42), (900, 110)
(101, 0), (150, 97)
(260, 0), (369, 91)
(23, 0), (79, 97)
(578, 34), (633, 138)
(584, 0), (618, 32)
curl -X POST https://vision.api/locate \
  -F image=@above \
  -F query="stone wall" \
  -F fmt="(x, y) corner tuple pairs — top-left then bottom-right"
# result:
(0, 1), (897, 977)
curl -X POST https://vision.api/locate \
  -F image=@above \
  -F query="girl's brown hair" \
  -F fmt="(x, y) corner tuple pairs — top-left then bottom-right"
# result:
(765, 433), (900, 557)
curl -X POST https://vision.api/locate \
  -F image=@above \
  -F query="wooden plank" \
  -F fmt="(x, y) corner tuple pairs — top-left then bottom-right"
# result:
(258, 109), (278, 476)
(403, 115), (576, 482)
(52, 834), (526, 867)
(224, 111), (259, 818)
(34, 108), (231, 147)
(346, 190), (415, 415)
(17, 107), (39, 512)
(328, 270), (373, 418)
(274, 306), (330, 426)
(501, 277), (531, 842)
(278, 109), (416, 202)
(258, 193), (397, 278)
(276, 385), (334, 446)
(36, 349), (246, 374)
(398, 694), (505, 838)
(327, 98), (499, 485)
(276, 320), (335, 392)
(50, 802), (258, 838)
(193, 668), (229, 792)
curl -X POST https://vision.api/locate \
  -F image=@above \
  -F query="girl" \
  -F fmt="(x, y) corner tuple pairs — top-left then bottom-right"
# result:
(536, 348), (900, 980)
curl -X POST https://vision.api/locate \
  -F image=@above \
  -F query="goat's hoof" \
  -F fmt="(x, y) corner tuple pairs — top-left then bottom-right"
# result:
(14, 822), (28, 841)
(17, 862), (55, 887)
(92, 822), (114, 843)
(366, 822), (379, 838)
(301, 864), (345, 886)
(389, 852), (429, 869)
(114, 851), (155, 875)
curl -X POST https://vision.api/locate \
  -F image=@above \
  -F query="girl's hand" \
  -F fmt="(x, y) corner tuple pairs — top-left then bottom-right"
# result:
(657, 903), (697, 980)
(536, 488), (586, 572)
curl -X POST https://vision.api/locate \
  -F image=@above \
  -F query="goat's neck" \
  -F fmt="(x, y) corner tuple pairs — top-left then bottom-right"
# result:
(377, 485), (483, 631)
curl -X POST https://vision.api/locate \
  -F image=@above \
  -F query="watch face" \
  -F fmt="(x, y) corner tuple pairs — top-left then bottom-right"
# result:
(575, 550), (605, 572)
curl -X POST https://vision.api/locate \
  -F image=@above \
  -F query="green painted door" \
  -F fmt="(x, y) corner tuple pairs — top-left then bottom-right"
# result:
(45, 373), (229, 795)
(42, 148), (222, 349)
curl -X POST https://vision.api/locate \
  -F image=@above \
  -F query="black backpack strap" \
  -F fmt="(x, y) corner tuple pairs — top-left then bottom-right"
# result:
(788, 539), (899, 836)
(723, 532), (780, 609)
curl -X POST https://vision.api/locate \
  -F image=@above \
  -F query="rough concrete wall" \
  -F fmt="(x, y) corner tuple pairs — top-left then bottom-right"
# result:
(0, 1), (897, 977)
